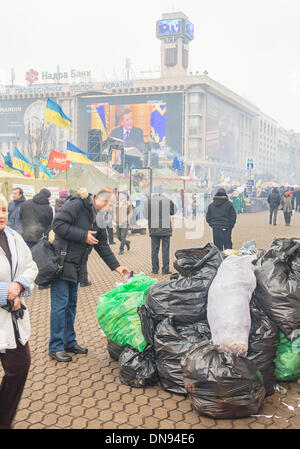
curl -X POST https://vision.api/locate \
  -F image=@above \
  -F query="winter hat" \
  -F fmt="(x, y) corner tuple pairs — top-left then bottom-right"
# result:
(215, 188), (227, 197)
(39, 188), (51, 198)
(59, 189), (69, 199)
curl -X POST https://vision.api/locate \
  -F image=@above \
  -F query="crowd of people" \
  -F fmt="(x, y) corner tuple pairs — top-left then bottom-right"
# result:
(0, 180), (298, 428)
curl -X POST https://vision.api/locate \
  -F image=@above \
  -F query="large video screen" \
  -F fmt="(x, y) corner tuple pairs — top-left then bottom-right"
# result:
(205, 93), (240, 163)
(90, 102), (166, 151)
(77, 93), (183, 157)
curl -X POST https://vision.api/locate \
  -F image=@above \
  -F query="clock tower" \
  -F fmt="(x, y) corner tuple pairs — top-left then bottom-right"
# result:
(156, 12), (194, 79)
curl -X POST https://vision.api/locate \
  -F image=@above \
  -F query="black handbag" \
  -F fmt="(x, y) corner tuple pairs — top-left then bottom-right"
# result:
(31, 236), (67, 286)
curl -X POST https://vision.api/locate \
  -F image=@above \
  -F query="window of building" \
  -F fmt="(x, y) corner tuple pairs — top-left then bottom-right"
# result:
(188, 116), (202, 136)
(188, 93), (203, 114)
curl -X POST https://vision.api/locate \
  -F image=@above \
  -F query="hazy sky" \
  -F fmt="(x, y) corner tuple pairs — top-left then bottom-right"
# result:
(1, 0), (299, 131)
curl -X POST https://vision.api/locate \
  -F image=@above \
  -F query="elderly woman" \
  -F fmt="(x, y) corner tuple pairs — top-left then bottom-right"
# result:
(0, 193), (38, 429)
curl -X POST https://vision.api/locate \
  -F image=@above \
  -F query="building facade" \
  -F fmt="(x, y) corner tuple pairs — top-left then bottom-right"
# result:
(0, 11), (299, 185)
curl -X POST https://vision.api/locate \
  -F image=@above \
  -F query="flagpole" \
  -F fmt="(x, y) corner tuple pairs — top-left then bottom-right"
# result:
(65, 164), (68, 188)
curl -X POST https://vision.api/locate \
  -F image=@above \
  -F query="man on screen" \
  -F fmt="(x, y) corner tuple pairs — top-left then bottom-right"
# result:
(110, 108), (145, 151)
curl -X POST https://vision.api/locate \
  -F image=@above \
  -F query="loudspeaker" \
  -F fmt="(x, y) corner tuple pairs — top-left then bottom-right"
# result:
(87, 129), (102, 162)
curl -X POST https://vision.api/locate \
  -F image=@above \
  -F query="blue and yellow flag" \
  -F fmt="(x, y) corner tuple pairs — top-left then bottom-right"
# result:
(44, 98), (72, 129)
(4, 152), (27, 176)
(95, 105), (108, 140)
(33, 156), (53, 180)
(150, 103), (166, 149)
(66, 142), (91, 165)
(13, 147), (34, 177)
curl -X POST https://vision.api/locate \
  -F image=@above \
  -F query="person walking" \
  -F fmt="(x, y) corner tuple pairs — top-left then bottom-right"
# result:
(280, 190), (293, 226)
(19, 188), (53, 249)
(267, 187), (281, 225)
(115, 192), (132, 255)
(206, 188), (237, 251)
(0, 193), (38, 429)
(7, 187), (26, 234)
(48, 188), (130, 362)
(143, 189), (176, 275)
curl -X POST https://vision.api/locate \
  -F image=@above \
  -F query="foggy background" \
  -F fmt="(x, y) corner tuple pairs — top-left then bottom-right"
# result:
(0, 0), (299, 131)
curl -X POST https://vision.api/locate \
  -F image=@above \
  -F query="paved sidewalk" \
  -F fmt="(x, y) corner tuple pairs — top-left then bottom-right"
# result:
(5, 211), (300, 429)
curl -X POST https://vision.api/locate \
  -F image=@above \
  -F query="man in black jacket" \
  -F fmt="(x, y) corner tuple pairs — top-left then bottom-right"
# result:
(267, 187), (281, 225)
(143, 190), (176, 275)
(206, 188), (237, 251)
(49, 188), (130, 362)
(19, 188), (53, 249)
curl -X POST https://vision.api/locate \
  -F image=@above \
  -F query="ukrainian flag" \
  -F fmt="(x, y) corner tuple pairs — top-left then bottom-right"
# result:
(95, 105), (108, 140)
(13, 147), (34, 177)
(4, 152), (26, 176)
(34, 156), (53, 180)
(44, 98), (72, 129)
(66, 142), (91, 165)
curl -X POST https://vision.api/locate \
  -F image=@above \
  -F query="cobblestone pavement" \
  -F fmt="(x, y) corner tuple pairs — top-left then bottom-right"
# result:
(5, 210), (300, 429)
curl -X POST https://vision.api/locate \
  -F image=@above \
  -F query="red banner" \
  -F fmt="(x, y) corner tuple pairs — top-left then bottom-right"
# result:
(47, 150), (70, 171)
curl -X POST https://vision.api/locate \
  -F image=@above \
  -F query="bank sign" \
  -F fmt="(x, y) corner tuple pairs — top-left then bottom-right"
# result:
(25, 68), (92, 84)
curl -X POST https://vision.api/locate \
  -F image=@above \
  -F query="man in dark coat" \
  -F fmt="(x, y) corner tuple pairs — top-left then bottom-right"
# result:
(109, 108), (145, 151)
(48, 188), (130, 362)
(19, 188), (53, 249)
(267, 187), (281, 225)
(7, 187), (26, 234)
(143, 189), (176, 275)
(206, 188), (237, 251)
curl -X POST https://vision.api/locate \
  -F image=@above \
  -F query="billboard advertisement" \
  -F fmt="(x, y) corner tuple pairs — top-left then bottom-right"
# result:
(0, 98), (56, 151)
(77, 93), (183, 158)
(205, 93), (240, 163)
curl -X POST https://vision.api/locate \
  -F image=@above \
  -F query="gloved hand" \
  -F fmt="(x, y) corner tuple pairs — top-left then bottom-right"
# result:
(13, 303), (27, 320)
(1, 299), (14, 312)
(1, 300), (26, 319)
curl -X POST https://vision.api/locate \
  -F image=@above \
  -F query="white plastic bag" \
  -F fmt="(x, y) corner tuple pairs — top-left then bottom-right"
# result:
(207, 255), (257, 355)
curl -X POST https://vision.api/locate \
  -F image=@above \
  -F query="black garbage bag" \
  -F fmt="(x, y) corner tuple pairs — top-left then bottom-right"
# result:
(154, 317), (211, 394)
(248, 296), (279, 397)
(254, 238), (300, 339)
(138, 305), (155, 346)
(107, 339), (125, 361)
(181, 340), (266, 419)
(119, 345), (159, 388)
(146, 244), (223, 327)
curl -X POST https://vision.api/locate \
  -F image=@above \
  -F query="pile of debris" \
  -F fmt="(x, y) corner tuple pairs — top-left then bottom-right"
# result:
(96, 239), (300, 419)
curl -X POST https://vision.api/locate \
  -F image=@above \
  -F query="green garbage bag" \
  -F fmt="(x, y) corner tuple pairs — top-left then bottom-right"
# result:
(275, 331), (300, 381)
(96, 274), (157, 352)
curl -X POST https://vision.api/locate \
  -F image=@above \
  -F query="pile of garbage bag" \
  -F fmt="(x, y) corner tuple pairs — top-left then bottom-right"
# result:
(96, 239), (300, 420)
